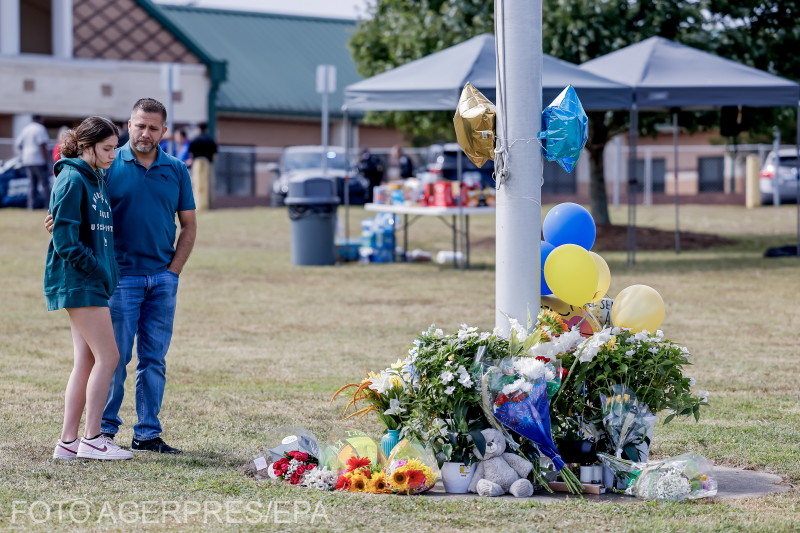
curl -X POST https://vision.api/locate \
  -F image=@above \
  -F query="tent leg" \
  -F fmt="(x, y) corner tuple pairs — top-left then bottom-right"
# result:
(673, 110), (681, 254)
(343, 106), (351, 258)
(796, 103), (800, 256)
(627, 102), (638, 266)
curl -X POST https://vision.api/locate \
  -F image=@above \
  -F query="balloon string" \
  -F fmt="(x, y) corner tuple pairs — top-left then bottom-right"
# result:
(495, 136), (546, 190)
(494, 0), (510, 188)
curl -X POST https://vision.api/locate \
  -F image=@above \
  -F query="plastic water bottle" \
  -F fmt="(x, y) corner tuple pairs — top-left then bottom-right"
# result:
(359, 219), (374, 263)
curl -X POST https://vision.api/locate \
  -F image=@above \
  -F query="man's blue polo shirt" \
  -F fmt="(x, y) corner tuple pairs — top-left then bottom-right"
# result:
(107, 142), (196, 275)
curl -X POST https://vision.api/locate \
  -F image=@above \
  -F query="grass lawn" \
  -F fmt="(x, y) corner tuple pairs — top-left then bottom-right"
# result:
(1, 203), (799, 532)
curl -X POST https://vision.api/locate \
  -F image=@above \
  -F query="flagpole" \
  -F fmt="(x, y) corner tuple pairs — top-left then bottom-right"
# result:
(494, 0), (542, 333)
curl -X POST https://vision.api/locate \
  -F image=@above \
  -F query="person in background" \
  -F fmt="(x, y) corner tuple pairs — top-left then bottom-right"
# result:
(389, 145), (415, 181)
(187, 122), (218, 167)
(398, 147), (415, 179)
(14, 114), (51, 209)
(159, 129), (190, 164)
(359, 147), (384, 202)
(52, 126), (70, 163)
(46, 116), (132, 461)
(116, 123), (129, 148)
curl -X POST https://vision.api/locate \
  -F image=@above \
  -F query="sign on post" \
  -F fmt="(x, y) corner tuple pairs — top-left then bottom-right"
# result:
(316, 65), (337, 177)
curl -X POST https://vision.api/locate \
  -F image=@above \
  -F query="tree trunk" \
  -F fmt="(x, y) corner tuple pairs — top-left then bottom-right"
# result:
(587, 112), (611, 225)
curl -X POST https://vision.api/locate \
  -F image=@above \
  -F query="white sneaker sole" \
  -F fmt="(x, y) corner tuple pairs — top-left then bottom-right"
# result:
(77, 450), (133, 460)
(53, 453), (79, 460)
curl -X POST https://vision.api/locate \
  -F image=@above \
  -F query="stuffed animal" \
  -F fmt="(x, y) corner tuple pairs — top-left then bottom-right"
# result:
(468, 428), (534, 497)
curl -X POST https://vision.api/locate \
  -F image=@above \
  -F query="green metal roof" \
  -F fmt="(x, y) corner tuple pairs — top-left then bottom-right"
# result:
(157, 5), (361, 117)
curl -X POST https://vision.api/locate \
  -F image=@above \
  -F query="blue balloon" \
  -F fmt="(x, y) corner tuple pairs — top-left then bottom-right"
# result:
(542, 202), (596, 250)
(537, 85), (588, 173)
(540, 241), (555, 295)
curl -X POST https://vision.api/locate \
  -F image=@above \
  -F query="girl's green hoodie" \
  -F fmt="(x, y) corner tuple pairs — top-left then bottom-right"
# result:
(44, 158), (119, 311)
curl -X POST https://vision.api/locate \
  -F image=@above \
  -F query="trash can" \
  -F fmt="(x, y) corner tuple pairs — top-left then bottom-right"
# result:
(286, 178), (340, 266)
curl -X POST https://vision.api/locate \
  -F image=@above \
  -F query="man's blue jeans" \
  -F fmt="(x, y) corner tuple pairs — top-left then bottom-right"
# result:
(102, 270), (179, 440)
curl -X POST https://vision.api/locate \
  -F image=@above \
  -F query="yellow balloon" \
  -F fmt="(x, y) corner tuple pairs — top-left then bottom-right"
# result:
(589, 252), (611, 302)
(543, 244), (598, 307)
(611, 284), (666, 333)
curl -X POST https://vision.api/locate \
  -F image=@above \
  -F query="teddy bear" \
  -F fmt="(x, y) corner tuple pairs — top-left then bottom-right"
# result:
(468, 428), (534, 497)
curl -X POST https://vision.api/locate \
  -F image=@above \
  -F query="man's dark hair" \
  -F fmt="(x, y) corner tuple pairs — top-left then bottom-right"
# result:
(32, 114), (43, 123)
(131, 98), (167, 122)
(197, 122), (208, 133)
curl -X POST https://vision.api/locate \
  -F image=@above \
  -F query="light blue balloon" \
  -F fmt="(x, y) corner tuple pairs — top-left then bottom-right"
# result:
(537, 85), (588, 173)
(541, 241), (555, 295)
(542, 202), (596, 250)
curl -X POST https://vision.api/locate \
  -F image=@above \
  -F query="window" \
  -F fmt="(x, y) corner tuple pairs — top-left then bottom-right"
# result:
(20, 0), (53, 55)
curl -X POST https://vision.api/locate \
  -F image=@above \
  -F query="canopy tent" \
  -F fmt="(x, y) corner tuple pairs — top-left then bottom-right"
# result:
(580, 36), (800, 262)
(344, 34), (632, 111)
(580, 36), (799, 109)
(340, 34), (632, 266)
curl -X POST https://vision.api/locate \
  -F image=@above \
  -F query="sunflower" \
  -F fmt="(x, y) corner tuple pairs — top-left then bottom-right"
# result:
(390, 470), (409, 492)
(366, 472), (390, 493)
(348, 472), (369, 492)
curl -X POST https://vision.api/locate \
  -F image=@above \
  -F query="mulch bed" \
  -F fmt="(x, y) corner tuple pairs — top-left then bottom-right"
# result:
(471, 225), (735, 252)
(594, 224), (735, 251)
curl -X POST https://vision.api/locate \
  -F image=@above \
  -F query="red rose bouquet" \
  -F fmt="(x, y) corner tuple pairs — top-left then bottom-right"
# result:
(269, 450), (319, 485)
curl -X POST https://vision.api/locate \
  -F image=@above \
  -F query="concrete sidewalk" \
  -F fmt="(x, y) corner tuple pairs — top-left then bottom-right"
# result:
(422, 466), (789, 502)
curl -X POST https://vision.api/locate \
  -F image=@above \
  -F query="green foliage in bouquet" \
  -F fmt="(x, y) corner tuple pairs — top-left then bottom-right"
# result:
(403, 325), (511, 464)
(551, 328), (708, 442)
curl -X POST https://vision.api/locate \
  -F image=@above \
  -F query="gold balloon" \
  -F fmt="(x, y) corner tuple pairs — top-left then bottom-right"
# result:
(543, 244), (598, 307)
(611, 284), (666, 333)
(589, 251), (611, 302)
(453, 82), (496, 168)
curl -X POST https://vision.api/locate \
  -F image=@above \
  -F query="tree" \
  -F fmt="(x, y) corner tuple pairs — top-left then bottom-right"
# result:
(703, 1), (800, 143)
(542, 1), (707, 224)
(349, 2), (797, 223)
(348, 0), (494, 142)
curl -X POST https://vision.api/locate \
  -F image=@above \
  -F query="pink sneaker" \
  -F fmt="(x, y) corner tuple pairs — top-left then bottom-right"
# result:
(53, 439), (80, 460)
(77, 435), (133, 460)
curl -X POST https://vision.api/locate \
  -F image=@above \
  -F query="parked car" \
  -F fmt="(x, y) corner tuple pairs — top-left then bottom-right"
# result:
(422, 142), (496, 189)
(0, 157), (48, 208)
(270, 146), (369, 206)
(760, 149), (800, 204)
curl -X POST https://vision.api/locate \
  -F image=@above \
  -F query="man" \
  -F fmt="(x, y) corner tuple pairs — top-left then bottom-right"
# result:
(187, 122), (218, 165)
(46, 98), (196, 454)
(15, 114), (50, 209)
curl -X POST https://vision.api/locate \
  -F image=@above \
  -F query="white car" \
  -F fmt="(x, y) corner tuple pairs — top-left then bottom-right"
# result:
(760, 149), (800, 204)
(270, 146), (368, 206)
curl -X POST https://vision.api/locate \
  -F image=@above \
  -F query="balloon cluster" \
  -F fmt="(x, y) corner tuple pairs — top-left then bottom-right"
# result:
(541, 203), (666, 333)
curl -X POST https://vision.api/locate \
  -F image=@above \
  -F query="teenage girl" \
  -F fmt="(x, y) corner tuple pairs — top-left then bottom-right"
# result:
(45, 116), (132, 460)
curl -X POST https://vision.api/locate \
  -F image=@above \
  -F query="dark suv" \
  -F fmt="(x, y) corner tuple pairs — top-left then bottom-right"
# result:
(270, 146), (369, 206)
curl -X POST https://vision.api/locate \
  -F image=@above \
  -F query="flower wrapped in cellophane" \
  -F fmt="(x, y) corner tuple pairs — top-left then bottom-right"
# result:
(320, 429), (382, 474)
(330, 361), (412, 431)
(600, 384), (657, 461)
(598, 452), (717, 501)
(478, 354), (583, 494)
(334, 456), (392, 494)
(384, 439), (439, 495)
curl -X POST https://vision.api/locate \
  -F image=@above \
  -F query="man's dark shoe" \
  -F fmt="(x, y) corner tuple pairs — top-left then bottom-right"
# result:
(131, 437), (182, 454)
